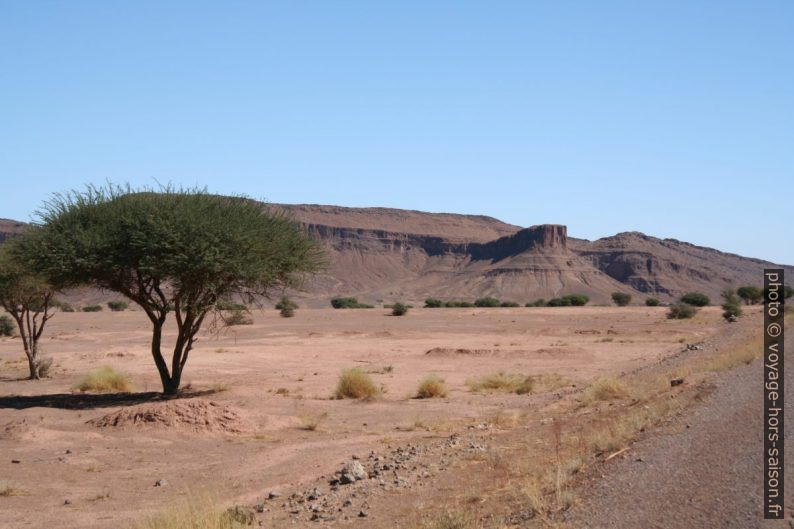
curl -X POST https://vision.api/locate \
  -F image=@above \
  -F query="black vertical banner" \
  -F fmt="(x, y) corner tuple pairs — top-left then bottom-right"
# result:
(764, 269), (784, 519)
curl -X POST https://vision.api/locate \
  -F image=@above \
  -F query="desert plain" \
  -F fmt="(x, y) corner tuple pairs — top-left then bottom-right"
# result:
(0, 304), (771, 528)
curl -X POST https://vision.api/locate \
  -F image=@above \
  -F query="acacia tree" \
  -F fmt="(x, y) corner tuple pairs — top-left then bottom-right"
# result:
(17, 186), (323, 394)
(0, 240), (57, 379)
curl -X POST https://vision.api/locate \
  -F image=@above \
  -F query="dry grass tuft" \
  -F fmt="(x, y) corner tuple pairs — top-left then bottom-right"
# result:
(299, 411), (328, 431)
(74, 367), (134, 393)
(333, 368), (380, 399)
(466, 372), (569, 395)
(0, 480), (26, 497)
(416, 375), (448, 398)
(582, 376), (629, 403)
(419, 510), (482, 529)
(133, 496), (240, 529)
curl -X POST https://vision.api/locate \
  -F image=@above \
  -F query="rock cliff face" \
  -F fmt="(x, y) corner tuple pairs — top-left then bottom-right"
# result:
(2, 205), (791, 306)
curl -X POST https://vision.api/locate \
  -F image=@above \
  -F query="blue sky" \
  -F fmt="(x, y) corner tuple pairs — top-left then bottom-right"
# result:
(1, 1), (792, 263)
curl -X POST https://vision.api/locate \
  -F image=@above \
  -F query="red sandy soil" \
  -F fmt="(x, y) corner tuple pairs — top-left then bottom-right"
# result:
(0, 306), (751, 528)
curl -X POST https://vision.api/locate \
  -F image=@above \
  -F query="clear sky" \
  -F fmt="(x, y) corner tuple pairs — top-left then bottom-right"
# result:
(1, 1), (792, 263)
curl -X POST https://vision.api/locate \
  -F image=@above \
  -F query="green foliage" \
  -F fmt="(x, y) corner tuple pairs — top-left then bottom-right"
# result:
(52, 299), (74, 312)
(680, 292), (710, 307)
(786, 285), (794, 299)
(17, 185), (322, 394)
(82, 304), (103, 312)
(645, 297), (661, 306)
(330, 297), (373, 309)
(222, 309), (253, 326)
(721, 289), (742, 321)
(546, 297), (570, 307)
(561, 294), (589, 306)
(526, 299), (546, 307)
(611, 292), (632, 306)
(107, 300), (129, 311)
(445, 300), (474, 308)
(0, 315), (13, 336)
(736, 286), (762, 305)
(474, 297), (501, 307)
(215, 301), (247, 311)
(279, 307), (295, 318)
(391, 302), (409, 316)
(500, 301), (520, 307)
(274, 296), (298, 311)
(667, 303), (698, 319)
(424, 298), (443, 308)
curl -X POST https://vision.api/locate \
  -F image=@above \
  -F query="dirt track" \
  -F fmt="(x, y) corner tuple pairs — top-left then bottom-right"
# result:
(565, 325), (792, 528)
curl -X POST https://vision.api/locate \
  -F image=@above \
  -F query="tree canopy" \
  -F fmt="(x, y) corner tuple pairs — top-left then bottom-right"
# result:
(16, 185), (323, 393)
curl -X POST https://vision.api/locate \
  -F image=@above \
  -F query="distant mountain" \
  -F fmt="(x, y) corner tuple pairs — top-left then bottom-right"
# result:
(3, 205), (790, 306)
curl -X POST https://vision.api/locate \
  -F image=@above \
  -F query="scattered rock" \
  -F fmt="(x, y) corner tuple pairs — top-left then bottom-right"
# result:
(154, 479), (167, 487)
(670, 378), (685, 387)
(268, 491), (281, 499)
(63, 499), (72, 505)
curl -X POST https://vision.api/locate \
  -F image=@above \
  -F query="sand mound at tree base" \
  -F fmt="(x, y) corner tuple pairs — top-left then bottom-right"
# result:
(88, 399), (250, 433)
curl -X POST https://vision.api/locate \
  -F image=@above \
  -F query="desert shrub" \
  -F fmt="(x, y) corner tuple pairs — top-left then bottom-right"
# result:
(667, 303), (698, 319)
(0, 480), (26, 497)
(645, 297), (661, 306)
(737, 286), (763, 305)
(0, 315), (13, 336)
(215, 300), (247, 311)
(299, 411), (328, 431)
(274, 297), (298, 311)
(82, 304), (103, 312)
(223, 309), (253, 326)
(474, 297), (501, 307)
(546, 297), (570, 307)
(583, 377), (629, 402)
(466, 372), (530, 393)
(35, 356), (53, 377)
(611, 292), (632, 306)
(330, 297), (373, 309)
(107, 300), (128, 312)
(416, 375), (448, 398)
(51, 299), (74, 312)
(132, 497), (242, 529)
(74, 366), (133, 393)
(721, 289), (742, 321)
(424, 298), (443, 308)
(680, 292), (710, 307)
(445, 300), (474, 308)
(526, 299), (546, 307)
(500, 301), (520, 307)
(391, 302), (409, 316)
(563, 294), (590, 306)
(279, 307), (295, 318)
(333, 368), (380, 399)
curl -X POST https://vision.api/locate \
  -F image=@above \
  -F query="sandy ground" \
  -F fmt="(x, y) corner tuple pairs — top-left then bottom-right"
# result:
(0, 306), (744, 528)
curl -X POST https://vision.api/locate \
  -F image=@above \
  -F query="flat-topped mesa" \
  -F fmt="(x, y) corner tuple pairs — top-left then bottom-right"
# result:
(468, 224), (568, 261)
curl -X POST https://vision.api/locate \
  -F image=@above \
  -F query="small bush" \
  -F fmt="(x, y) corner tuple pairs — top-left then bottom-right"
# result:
(216, 301), (247, 311)
(583, 377), (629, 402)
(474, 297), (501, 307)
(416, 375), (447, 398)
(721, 289), (742, 321)
(500, 301), (520, 307)
(680, 292), (710, 307)
(667, 303), (698, 319)
(333, 368), (379, 399)
(35, 357), (53, 377)
(275, 297), (298, 311)
(74, 367), (134, 393)
(0, 480), (26, 497)
(424, 298), (443, 308)
(391, 302), (409, 316)
(82, 304), (103, 312)
(563, 294), (590, 306)
(330, 297), (373, 309)
(107, 300), (129, 312)
(279, 307), (295, 318)
(611, 292), (632, 306)
(445, 301), (474, 308)
(223, 309), (253, 326)
(52, 299), (75, 312)
(132, 496), (241, 529)
(299, 411), (328, 431)
(467, 372), (529, 393)
(737, 286), (763, 305)
(0, 315), (14, 337)
(526, 299), (546, 307)
(645, 298), (661, 306)
(546, 297), (570, 307)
